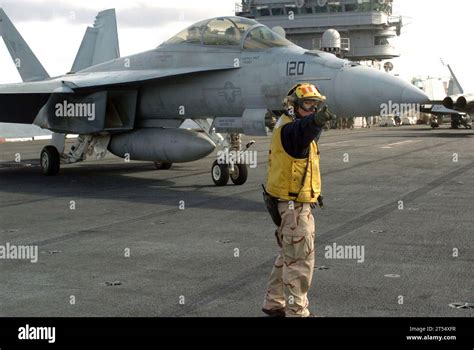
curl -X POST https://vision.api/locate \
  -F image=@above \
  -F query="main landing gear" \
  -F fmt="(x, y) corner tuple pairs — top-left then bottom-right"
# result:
(39, 134), (110, 176)
(40, 145), (60, 176)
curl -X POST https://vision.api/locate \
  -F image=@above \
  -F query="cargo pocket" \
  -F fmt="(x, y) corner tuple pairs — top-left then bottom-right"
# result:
(296, 204), (315, 236)
(280, 203), (314, 237)
(282, 234), (314, 262)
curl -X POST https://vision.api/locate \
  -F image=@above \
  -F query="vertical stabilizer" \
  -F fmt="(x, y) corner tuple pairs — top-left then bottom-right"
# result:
(0, 8), (50, 82)
(71, 9), (120, 72)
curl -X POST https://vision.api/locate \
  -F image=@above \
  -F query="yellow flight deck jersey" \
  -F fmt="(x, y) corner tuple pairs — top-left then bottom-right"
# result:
(266, 114), (321, 203)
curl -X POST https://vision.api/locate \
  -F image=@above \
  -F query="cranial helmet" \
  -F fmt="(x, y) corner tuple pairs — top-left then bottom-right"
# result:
(284, 83), (326, 113)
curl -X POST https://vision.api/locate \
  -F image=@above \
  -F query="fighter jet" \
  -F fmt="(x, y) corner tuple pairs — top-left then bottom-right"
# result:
(422, 62), (472, 129)
(0, 8), (429, 185)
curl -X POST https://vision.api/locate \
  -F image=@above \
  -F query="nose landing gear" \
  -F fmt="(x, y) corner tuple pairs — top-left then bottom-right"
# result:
(192, 119), (256, 187)
(211, 160), (230, 186)
(210, 135), (254, 186)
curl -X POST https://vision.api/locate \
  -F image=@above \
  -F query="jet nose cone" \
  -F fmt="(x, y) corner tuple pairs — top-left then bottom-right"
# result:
(401, 85), (430, 104)
(331, 66), (429, 117)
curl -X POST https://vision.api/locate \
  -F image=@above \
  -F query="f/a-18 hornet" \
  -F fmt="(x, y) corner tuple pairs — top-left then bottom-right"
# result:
(0, 9), (429, 185)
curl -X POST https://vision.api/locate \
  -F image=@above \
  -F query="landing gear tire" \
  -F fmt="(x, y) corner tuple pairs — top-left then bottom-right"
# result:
(211, 160), (229, 186)
(230, 164), (248, 186)
(154, 161), (172, 170)
(40, 145), (60, 176)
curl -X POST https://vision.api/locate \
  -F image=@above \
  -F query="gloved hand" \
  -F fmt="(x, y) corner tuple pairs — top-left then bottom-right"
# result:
(313, 106), (336, 127)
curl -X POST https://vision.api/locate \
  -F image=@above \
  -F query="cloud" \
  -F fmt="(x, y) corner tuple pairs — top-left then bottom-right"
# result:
(118, 5), (212, 28)
(0, 1), (214, 28)
(1, 1), (97, 24)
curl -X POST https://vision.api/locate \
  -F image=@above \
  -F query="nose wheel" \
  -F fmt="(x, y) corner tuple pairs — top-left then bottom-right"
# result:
(191, 124), (255, 187)
(230, 163), (248, 185)
(211, 160), (230, 186)
(211, 161), (248, 186)
(40, 145), (61, 176)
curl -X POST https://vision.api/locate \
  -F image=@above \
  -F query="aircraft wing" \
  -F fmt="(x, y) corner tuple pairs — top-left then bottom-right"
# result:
(67, 65), (238, 89)
(421, 103), (466, 116)
(0, 65), (239, 94)
(0, 65), (239, 126)
(424, 93), (474, 115)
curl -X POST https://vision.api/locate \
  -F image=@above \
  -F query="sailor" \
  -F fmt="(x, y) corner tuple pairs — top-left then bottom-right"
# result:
(262, 83), (333, 317)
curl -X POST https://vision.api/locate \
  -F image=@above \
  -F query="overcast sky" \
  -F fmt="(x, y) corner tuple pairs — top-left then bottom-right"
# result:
(0, 0), (473, 91)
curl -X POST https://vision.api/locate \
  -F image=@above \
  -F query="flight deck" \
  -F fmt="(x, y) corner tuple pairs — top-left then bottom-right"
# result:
(0, 126), (472, 317)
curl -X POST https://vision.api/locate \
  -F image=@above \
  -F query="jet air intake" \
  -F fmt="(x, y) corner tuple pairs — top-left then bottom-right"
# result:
(108, 128), (216, 163)
(443, 94), (474, 112)
(454, 94), (474, 111)
(443, 96), (455, 109)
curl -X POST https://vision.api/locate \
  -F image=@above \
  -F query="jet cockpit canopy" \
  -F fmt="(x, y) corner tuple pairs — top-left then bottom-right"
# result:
(162, 16), (295, 49)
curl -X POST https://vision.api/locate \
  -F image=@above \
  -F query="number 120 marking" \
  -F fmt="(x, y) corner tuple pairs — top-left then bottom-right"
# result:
(286, 61), (305, 76)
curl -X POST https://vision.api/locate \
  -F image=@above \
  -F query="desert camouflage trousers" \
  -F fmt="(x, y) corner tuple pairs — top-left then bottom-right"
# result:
(263, 201), (315, 317)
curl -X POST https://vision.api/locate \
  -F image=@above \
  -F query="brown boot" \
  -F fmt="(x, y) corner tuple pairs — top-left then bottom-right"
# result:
(262, 308), (286, 317)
